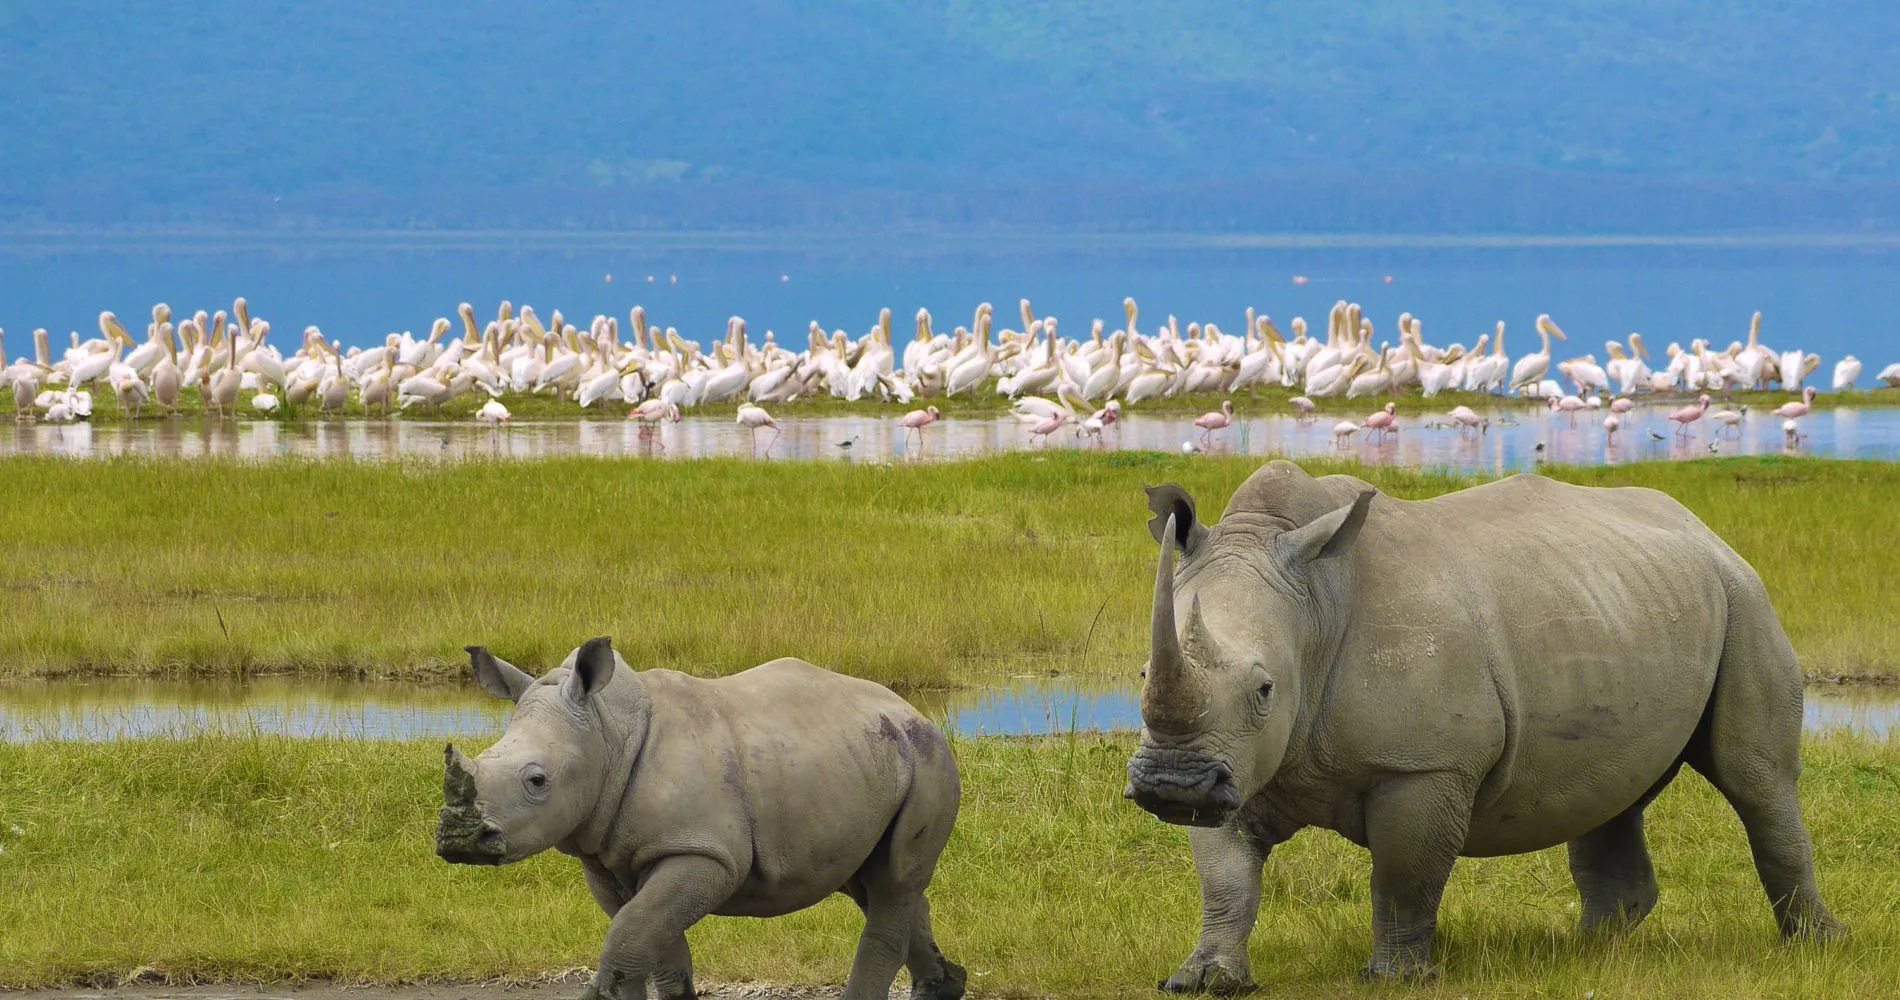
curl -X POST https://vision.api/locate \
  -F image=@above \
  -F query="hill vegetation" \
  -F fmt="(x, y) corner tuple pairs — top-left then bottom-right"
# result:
(4, 2), (1897, 231)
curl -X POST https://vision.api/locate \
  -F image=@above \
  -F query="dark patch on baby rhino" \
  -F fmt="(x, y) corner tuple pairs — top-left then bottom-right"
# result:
(720, 748), (743, 790)
(876, 714), (914, 764)
(904, 717), (944, 761)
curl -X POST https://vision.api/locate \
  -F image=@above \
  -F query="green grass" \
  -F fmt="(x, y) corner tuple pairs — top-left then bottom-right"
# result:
(21, 381), (1900, 425)
(2, 453), (1896, 685)
(1, 732), (1896, 997)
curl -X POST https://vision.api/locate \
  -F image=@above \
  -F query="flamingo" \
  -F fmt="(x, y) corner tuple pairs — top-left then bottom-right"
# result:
(1331, 420), (1358, 447)
(1448, 405), (1484, 435)
(1667, 394), (1712, 437)
(1773, 386), (1818, 419)
(1609, 397), (1634, 415)
(1603, 413), (1621, 444)
(476, 400), (511, 424)
(1783, 418), (1805, 447)
(1710, 407), (1744, 436)
(736, 403), (779, 456)
(1193, 400), (1234, 444)
(1288, 396), (1316, 422)
(899, 405), (941, 453)
(1027, 410), (1067, 445)
(1362, 402), (1398, 442)
(1549, 394), (1587, 427)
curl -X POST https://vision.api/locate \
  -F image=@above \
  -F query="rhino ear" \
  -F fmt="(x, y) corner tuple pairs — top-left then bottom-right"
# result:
(1145, 484), (1209, 557)
(466, 645), (533, 702)
(1277, 490), (1375, 565)
(563, 636), (617, 703)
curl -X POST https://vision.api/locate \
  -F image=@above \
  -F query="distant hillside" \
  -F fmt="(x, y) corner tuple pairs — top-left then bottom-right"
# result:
(3, 1), (1897, 231)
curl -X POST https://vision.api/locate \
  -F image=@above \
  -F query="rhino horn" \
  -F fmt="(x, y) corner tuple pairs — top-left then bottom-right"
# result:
(443, 743), (479, 807)
(1143, 514), (1208, 733)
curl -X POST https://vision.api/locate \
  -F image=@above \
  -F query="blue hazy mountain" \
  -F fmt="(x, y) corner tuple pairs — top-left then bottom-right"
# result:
(4, 1), (1897, 231)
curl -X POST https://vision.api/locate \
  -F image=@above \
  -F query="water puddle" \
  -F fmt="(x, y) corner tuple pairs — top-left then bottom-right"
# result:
(5, 403), (1899, 472)
(0, 677), (1891, 742)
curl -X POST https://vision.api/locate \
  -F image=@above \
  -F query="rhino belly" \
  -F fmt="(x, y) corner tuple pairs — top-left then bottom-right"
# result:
(1461, 656), (1716, 857)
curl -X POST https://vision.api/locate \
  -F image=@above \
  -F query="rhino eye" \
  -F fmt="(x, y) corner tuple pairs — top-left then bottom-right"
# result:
(1255, 681), (1273, 701)
(520, 764), (550, 799)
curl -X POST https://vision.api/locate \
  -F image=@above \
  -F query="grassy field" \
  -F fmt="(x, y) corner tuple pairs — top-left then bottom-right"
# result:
(1, 453), (1895, 685)
(19, 380), (1900, 425)
(1, 732), (1895, 997)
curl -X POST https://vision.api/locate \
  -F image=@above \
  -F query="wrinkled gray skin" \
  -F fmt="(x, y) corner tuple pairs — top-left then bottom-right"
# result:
(437, 637), (964, 1000)
(1125, 460), (1842, 991)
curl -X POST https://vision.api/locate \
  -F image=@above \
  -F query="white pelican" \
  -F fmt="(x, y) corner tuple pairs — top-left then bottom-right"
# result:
(1510, 314), (1566, 392)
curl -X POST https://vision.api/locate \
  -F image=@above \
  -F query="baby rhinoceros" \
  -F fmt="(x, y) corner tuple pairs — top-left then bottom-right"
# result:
(436, 637), (965, 1000)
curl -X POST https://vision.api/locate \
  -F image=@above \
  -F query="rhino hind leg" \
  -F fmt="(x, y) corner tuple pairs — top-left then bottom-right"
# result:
(841, 787), (959, 1000)
(1684, 589), (1843, 941)
(904, 898), (967, 1000)
(1567, 802), (1661, 935)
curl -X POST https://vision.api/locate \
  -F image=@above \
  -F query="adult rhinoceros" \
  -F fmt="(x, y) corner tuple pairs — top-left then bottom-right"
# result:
(1124, 460), (1841, 989)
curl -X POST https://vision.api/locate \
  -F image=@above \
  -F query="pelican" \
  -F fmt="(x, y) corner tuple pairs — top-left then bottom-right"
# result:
(1510, 314), (1566, 392)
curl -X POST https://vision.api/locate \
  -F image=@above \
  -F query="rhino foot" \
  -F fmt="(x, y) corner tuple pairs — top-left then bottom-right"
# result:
(1158, 953), (1255, 995)
(910, 957), (968, 1000)
(1355, 955), (1438, 982)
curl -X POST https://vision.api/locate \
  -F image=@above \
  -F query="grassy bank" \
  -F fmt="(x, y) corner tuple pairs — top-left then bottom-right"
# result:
(24, 381), (1900, 425)
(1, 733), (1896, 997)
(1, 453), (1895, 685)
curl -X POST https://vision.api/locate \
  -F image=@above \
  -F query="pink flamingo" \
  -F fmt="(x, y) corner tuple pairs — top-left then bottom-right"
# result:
(1549, 394), (1587, 427)
(736, 403), (779, 456)
(1288, 396), (1317, 423)
(1362, 402), (1398, 442)
(1448, 405), (1484, 435)
(1609, 396), (1634, 415)
(1193, 400), (1234, 444)
(1603, 413), (1621, 445)
(1027, 410), (1067, 445)
(1667, 394), (1712, 437)
(1772, 386), (1818, 420)
(1089, 400), (1121, 427)
(898, 405), (941, 454)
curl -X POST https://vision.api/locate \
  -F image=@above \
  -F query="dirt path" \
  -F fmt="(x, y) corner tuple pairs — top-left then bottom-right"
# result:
(0, 984), (849, 1000)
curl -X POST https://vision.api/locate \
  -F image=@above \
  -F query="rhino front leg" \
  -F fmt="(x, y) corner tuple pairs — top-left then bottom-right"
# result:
(1360, 773), (1472, 981)
(584, 855), (735, 1000)
(1161, 823), (1266, 995)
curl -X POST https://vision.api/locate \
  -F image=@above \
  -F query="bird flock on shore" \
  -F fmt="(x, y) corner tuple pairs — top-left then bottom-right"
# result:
(4, 298), (1893, 454)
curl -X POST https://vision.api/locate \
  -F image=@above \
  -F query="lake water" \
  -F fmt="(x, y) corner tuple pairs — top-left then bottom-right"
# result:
(6, 402), (1896, 472)
(3, 239), (1898, 375)
(1, 677), (1892, 742)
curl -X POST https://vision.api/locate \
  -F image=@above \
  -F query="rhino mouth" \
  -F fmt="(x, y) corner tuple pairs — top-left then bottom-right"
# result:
(1124, 745), (1243, 828)
(435, 807), (509, 865)
(436, 743), (510, 864)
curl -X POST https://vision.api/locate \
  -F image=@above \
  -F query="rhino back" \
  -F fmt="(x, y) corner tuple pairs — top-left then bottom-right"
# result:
(617, 659), (954, 916)
(1315, 474), (1747, 855)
